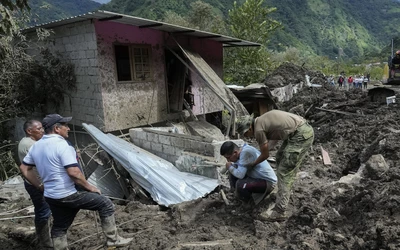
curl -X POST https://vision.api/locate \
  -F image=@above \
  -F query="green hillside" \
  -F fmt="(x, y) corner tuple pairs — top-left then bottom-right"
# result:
(101, 0), (244, 20)
(100, 0), (400, 60)
(27, 0), (101, 26)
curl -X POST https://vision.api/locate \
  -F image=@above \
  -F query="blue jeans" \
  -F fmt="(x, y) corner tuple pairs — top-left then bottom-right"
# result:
(45, 191), (114, 237)
(24, 181), (51, 225)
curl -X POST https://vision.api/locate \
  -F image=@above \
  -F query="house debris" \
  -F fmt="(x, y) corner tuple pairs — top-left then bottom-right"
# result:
(83, 123), (219, 207)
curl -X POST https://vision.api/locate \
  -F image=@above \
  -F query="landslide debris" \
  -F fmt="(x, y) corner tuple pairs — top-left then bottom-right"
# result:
(2, 63), (400, 250)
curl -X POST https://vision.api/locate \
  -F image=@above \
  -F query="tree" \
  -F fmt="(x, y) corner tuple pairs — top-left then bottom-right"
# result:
(163, 10), (190, 28)
(162, 1), (226, 34)
(0, 0), (30, 35)
(224, 0), (281, 85)
(0, 32), (76, 180)
(187, 1), (226, 34)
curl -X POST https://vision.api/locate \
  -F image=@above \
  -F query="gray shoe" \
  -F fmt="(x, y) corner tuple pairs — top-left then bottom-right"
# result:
(36, 219), (53, 248)
(52, 235), (68, 250)
(101, 215), (133, 247)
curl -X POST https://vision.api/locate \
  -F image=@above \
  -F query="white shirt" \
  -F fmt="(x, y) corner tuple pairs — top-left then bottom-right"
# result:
(23, 134), (79, 199)
(228, 144), (277, 184)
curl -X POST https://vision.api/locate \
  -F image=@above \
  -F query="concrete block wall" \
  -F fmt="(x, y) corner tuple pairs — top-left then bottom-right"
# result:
(27, 20), (104, 129)
(130, 127), (245, 178)
(130, 128), (215, 166)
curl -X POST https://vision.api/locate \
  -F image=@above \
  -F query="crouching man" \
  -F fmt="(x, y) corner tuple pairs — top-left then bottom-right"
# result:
(20, 114), (132, 249)
(220, 141), (277, 207)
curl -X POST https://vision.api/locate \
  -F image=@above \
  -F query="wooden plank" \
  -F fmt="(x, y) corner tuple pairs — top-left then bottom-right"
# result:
(315, 107), (363, 116)
(320, 146), (332, 165)
(220, 190), (230, 206)
(178, 239), (233, 248)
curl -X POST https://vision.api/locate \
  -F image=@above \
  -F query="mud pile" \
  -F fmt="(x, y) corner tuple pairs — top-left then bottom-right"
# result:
(2, 63), (400, 249)
(263, 62), (327, 88)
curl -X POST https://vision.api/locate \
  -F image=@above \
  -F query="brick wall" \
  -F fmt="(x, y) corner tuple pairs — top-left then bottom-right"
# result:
(129, 127), (245, 178)
(27, 20), (104, 129)
(130, 128), (215, 165)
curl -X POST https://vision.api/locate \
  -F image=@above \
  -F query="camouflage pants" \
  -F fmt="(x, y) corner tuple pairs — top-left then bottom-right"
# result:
(275, 123), (314, 212)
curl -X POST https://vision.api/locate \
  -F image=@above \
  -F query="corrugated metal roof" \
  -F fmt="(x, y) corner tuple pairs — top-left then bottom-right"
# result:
(23, 10), (260, 47)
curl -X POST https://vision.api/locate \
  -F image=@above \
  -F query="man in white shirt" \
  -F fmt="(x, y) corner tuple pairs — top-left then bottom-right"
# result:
(20, 114), (132, 249)
(220, 141), (277, 207)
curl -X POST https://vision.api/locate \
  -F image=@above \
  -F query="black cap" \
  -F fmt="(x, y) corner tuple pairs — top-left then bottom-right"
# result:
(42, 114), (72, 129)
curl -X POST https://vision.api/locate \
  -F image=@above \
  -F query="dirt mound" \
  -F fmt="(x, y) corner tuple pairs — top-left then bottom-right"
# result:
(264, 62), (327, 88)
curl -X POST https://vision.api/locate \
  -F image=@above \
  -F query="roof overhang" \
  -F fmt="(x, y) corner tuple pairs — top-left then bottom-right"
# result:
(23, 10), (260, 48)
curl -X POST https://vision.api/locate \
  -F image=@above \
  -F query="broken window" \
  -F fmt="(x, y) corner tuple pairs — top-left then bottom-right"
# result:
(114, 44), (152, 82)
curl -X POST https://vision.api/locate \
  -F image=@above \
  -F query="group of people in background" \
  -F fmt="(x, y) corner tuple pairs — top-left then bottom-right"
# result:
(327, 73), (370, 90)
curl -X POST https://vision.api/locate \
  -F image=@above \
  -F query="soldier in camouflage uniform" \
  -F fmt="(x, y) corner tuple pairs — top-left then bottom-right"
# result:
(236, 110), (314, 222)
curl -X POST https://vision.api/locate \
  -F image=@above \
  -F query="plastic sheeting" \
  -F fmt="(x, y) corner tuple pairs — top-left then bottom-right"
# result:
(83, 124), (219, 207)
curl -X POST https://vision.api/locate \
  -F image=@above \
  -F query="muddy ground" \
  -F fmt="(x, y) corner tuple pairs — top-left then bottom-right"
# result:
(2, 64), (400, 249)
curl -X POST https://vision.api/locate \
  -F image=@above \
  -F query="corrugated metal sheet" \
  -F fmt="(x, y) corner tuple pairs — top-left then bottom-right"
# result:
(23, 10), (260, 47)
(83, 123), (219, 207)
(87, 164), (126, 199)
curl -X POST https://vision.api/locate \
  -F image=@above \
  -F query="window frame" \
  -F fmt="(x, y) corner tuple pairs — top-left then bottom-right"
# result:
(114, 43), (153, 83)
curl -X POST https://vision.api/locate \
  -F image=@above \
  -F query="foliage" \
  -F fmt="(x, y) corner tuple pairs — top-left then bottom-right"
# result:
(163, 10), (190, 27)
(26, 48), (77, 113)
(0, 31), (77, 180)
(26, 0), (100, 26)
(102, 0), (400, 62)
(187, 1), (226, 33)
(224, 0), (281, 84)
(0, 0), (30, 35)
(162, 1), (226, 33)
(102, 0), (243, 20)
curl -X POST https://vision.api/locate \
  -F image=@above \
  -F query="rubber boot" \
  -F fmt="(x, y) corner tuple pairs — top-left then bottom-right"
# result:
(36, 219), (53, 248)
(101, 215), (133, 247)
(52, 235), (68, 250)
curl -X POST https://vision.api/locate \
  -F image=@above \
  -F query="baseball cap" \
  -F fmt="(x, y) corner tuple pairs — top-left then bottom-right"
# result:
(236, 114), (254, 135)
(42, 114), (72, 129)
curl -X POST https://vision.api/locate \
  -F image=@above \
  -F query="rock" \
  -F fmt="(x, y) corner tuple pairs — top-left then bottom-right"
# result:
(333, 233), (346, 243)
(297, 171), (310, 179)
(364, 154), (389, 180)
(336, 174), (362, 185)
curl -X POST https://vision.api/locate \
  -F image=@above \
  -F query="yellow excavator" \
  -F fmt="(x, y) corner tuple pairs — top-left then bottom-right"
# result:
(368, 43), (400, 103)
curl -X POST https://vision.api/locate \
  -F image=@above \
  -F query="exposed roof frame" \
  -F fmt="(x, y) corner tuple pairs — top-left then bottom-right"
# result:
(23, 10), (260, 47)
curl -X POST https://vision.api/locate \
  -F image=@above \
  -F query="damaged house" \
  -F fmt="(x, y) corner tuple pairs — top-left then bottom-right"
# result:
(24, 10), (256, 133)
(21, 10), (259, 204)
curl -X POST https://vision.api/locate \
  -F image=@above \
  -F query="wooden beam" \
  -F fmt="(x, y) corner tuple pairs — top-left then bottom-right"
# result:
(173, 30), (195, 34)
(139, 23), (163, 28)
(178, 239), (233, 248)
(197, 35), (221, 39)
(98, 15), (123, 21)
(315, 107), (364, 116)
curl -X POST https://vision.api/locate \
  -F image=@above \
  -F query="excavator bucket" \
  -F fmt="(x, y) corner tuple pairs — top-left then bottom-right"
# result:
(387, 77), (400, 85)
(368, 87), (396, 103)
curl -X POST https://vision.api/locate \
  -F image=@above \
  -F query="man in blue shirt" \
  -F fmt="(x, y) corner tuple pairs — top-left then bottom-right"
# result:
(220, 141), (277, 207)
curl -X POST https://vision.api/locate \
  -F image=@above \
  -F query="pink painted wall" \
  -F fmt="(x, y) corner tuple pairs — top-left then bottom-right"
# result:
(95, 20), (224, 131)
(166, 37), (225, 115)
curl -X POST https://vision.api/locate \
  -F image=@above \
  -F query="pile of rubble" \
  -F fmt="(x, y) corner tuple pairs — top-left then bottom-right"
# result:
(2, 63), (400, 249)
(263, 62), (327, 88)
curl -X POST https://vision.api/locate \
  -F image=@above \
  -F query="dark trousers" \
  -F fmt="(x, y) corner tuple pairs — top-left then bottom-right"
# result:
(229, 174), (273, 201)
(24, 181), (51, 225)
(45, 191), (114, 237)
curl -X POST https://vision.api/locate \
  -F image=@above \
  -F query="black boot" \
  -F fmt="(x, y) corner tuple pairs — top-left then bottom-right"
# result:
(36, 219), (53, 248)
